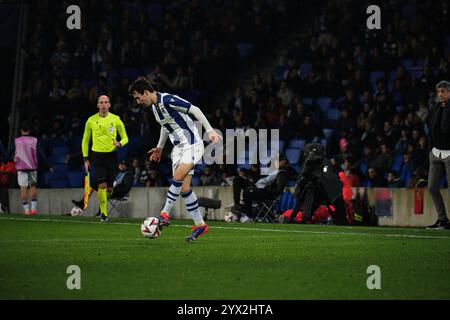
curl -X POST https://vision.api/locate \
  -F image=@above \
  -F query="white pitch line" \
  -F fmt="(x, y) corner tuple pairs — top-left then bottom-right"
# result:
(0, 216), (449, 240)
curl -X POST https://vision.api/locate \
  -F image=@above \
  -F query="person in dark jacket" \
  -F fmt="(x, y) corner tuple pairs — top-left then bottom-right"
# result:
(239, 157), (289, 221)
(427, 80), (450, 229)
(387, 170), (403, 188)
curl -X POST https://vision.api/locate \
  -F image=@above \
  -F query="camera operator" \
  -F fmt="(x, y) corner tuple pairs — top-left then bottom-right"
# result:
(292, 143), (347, 225)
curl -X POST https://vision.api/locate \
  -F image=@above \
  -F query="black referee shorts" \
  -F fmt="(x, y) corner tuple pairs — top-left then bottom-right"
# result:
(91, 151), (117, 187)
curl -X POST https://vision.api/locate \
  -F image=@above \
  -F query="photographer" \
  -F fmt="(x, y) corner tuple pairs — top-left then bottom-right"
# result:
(292, 143), (347, 225)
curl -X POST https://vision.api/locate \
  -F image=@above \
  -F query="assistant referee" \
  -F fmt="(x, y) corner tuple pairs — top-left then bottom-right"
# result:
(82, 95), (129, 222)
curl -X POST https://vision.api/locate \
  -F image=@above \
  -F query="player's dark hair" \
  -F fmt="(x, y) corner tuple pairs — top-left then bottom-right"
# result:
(128, 76), (155, 95)
(20, 122), (30, 132)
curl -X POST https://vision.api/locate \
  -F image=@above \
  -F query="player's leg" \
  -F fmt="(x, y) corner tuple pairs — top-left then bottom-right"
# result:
(91, 152), (109, 222)
(181, 174), (205, 226)
(99, 153), (118, 221)
(97, 182), (108, 221)
(159, 162), (193, 226)
(181, 143), (208, 242)
(17, 171), (30, 214)
(182, 172), (209, 242)
(29, 171), (38, 215)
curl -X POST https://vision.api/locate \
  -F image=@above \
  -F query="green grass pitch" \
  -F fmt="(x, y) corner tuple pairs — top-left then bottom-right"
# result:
(0, 214), (449, 300)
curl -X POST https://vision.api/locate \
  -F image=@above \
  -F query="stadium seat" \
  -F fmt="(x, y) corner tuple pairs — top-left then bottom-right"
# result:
(277, 191), (296, 214)
(146, 3), (164, 25)
(117, 144), (128, 161)
(400, 59), (413, 69)
(52, 163), (69, 174)
(121, 68), (140, 80)
(322, 128), (334, 140)
(408, 68), (422, 79)
(44, 171), (67, 185)
(49, 179), (68, 188)
(237, 163), (251, 171)
(302, 97), (313, 105)
(400, 164), (413, 186)
(360, 162), (368, 176)
(327, 108), (340, 121)
(47, 137), (68, 148)
(288, 139), (305, 150)
(300, 63), (312, 75)
(285, 148), (301, 164)
(370, 71), (386, 89)
(52, 146), (70, 157)
(143, 66), (154, 76)
(67, 170), (85, 188)
(391, 154), (404, 172)
(291, 164), (301, 176)
(275, 64), (289, 81)
(48, 154), (66, 165)
(191, 175), (201, 187)
(317, 96), (332, 112)
(415, 59), (425, 68)
(237, 42), (254, 60)
(401, 4), (416, 18)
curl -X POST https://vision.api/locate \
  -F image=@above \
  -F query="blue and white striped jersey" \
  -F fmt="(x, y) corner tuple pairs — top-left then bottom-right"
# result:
(151, 92), (201, 146)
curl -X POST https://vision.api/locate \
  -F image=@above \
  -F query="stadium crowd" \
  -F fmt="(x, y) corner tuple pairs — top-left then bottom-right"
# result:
(11, 0), (450, 190)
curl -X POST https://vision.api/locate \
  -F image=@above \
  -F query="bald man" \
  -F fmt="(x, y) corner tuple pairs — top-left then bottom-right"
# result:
(82, 95), (129, 222)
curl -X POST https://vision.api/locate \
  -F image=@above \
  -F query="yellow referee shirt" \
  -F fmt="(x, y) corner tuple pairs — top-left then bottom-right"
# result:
(81, 112), (129, 157)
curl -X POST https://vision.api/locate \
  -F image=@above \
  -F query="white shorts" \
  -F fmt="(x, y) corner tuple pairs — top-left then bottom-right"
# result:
(171, 142), (204, 175)
(17, 171), (37, 187)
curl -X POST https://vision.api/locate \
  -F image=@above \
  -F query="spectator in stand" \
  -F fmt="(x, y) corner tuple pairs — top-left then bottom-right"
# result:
(371, 143), (394, 175)
(340, 157), (361, 187)
(131, 158), (142, 186)
(409, 167), (428, 188)
(387, 170), (403, 188)
(146, 170), (163, 187)
(395, 128), (412, 155)
(365, 166), (387, 187)
(200, 166), (219, 186)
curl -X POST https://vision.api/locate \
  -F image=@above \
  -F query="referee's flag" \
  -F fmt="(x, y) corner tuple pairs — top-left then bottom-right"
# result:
(83, 173), (90, 209)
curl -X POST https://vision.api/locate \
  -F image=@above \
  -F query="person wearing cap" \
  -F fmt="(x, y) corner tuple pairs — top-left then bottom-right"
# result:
(427, 80), (450, 229)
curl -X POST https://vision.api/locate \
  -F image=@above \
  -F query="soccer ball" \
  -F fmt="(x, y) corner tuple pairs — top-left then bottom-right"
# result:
(224, 212), (238, 222)
(70, 206), (83, 216)
(141, 217), (161, 239)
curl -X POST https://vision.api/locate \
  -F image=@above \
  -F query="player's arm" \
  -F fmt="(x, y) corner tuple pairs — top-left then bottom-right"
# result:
(81, 119), (92, 172)
(188, 105), (222, 143)
(148, 127), (168, 162)
(115, 118), (129, 147)
(157, 126), (168, 149)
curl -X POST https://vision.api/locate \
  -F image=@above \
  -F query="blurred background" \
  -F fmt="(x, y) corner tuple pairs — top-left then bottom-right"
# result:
(1, 0), (449, 191)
